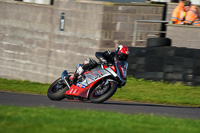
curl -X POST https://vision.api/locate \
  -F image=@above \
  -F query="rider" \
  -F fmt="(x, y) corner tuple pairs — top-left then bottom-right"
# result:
(69, 45), (130, 84)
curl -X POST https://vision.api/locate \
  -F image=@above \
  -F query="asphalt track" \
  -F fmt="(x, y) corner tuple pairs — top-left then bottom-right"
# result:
(0, 91), (200, 119)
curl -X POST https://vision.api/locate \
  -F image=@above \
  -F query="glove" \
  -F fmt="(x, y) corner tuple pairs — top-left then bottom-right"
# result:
(100, 57), (107, 64)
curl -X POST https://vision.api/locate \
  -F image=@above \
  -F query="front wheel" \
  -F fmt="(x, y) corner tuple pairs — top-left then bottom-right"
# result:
(47, 77), (69, 101)
(89, 80), (117, 103)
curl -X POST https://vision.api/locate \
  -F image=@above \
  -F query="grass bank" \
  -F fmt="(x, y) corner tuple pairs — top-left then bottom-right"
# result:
(0, 105), (200, 133)
(0, 78), (200, 107)
(113, 78), (200, 107)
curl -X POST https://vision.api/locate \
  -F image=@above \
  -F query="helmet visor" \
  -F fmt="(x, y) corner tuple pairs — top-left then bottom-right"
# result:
(117, 54), (128, 61)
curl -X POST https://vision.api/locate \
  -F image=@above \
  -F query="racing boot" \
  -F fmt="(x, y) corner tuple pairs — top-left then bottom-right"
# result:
(69, 73), (78, 85)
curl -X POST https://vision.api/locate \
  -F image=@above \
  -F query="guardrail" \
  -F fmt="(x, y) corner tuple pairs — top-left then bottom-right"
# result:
(132, 20), (170, 46)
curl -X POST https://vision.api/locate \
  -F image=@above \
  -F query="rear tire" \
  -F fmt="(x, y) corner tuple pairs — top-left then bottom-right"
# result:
(147, 38), (171, 47)
(47, 77), (69, 101)
(89, 80), (117, 103)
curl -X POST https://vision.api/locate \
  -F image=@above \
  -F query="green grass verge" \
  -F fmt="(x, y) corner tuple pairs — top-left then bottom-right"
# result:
(113, 78), (200, 107)
(0, 77), (200, 107)
(0, 78), (49, 94)
(0, 105), (200, 133)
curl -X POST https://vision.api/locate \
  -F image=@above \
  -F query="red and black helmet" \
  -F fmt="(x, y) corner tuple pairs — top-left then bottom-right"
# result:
(115, 45), (130, 61)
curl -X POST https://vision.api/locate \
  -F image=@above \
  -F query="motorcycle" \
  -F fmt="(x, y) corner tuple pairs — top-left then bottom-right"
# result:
(47, 59), (128, 103)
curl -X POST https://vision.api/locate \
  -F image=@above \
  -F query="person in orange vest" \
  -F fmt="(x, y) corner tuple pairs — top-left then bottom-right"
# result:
(184, 1), (200, 26)
(171, 0), (187, 24)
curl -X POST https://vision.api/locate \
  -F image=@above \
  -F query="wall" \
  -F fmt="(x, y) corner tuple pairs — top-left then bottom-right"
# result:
(0, 1), (54, 83)
(0, 0), (104, 83)
(166, 3), (200, 50)
(102, 3), (164, 47)
(166, 24), (200, 49)
(0, 0), (164, 83)
(166, 2), (177, 22)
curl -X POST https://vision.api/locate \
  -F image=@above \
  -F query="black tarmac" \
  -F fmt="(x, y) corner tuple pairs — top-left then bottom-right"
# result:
(0, 91), (200, 119)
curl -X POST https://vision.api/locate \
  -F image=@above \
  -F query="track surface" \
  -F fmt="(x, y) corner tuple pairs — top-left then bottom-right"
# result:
(0, 91), (200, 119)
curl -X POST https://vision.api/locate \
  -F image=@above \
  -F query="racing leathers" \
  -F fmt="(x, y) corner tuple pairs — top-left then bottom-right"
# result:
(95, 50), (115, 66)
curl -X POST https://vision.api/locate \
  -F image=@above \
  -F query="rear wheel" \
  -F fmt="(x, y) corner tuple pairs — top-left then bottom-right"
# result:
(47, 77), (69, 101)
(147, 38), (171, 47)
(89, 80), (117, 103)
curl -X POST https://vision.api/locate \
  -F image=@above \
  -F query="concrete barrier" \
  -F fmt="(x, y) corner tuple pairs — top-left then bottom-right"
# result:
(0, 0), (164, 83)
(166, 24), (200, 49)
(128, 46), (200, 85)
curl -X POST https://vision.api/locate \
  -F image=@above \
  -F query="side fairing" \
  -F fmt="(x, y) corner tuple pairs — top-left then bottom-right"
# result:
(115, 61), (128, 85)
(76, 66), (111, 88)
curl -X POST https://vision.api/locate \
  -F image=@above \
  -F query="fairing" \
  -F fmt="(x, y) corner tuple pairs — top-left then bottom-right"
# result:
(63, 61), (128, 99)
(115, 61), (128, 85)
(64, 66), (111, 98)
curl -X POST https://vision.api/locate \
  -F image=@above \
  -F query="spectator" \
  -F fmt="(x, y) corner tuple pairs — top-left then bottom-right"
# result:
(171, 0), (186, 24)
(184, 1), (200, 26)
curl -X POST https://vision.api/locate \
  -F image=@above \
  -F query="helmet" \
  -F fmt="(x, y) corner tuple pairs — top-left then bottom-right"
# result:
(115, 45), (130, 61)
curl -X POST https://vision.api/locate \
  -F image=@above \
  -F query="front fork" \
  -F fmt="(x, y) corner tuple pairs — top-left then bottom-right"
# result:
(61, 70), (71, 89)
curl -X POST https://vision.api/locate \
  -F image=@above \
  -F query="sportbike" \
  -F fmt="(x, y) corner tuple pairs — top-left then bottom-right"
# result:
(47, 59), (128, 103)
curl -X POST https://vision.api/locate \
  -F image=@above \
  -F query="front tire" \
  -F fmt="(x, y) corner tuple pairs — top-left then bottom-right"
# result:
(47, 77), (69, 101)
(89, 80), (117, 103)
